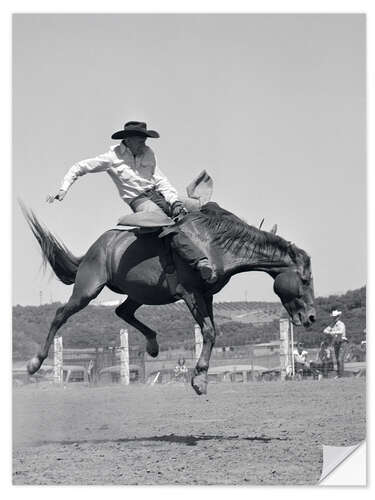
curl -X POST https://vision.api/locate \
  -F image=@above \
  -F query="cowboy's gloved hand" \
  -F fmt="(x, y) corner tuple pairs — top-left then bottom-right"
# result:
(171, 201), (187, 218)
(46, 190), (66, 203)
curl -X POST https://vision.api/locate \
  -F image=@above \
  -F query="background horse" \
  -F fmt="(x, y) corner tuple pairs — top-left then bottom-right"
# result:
(23, 202), (316, 395)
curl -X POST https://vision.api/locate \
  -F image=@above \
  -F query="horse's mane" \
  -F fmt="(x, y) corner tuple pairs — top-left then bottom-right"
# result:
(190, 202), (308, 264)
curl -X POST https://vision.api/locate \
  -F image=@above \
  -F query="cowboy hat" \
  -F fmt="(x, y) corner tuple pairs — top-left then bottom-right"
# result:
(331, 310), (342, 317)
(111, 121), (160, 140)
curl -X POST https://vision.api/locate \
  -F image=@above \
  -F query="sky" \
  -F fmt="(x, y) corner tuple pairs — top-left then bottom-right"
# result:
(12, 13), (366, 306)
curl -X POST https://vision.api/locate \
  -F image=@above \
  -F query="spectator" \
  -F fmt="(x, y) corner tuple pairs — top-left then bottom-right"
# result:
(323, 310), (348, 378)
(293, 343), (309, 379)
(174, 358), (188, 382)
(87, 359), (94, 384)
(310, 341), (331, 379)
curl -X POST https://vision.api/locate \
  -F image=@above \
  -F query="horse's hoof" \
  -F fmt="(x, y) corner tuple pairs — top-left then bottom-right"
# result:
(191, 374), (208, 396)
(27, 356), (42, 375)
(146, 338), (159, 358)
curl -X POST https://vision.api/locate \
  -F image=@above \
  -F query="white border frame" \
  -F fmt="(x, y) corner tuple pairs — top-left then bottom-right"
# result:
(2, 2), (372, 497)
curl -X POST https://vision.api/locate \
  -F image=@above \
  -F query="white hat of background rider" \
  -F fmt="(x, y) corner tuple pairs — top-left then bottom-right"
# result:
(331, 310), (342, 317)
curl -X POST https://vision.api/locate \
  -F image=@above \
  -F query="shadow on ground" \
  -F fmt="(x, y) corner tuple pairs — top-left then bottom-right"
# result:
(30, 433), (290, 448)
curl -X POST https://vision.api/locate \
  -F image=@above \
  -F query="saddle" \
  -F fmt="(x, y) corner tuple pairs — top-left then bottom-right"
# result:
(116, 211), (175, 231)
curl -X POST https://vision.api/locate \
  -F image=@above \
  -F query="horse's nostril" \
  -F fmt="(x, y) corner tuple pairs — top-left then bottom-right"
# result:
(309, 315), (316, 323)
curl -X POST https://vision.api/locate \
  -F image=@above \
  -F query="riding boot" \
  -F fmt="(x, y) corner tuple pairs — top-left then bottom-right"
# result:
(169, 229), (217, 284)
(196, 258), (217, 283)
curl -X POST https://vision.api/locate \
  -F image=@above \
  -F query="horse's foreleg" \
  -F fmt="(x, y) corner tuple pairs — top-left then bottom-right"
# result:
(181, 290), (216, 395)
(27, 265), (106, 375)
(115, 298), (159, 358)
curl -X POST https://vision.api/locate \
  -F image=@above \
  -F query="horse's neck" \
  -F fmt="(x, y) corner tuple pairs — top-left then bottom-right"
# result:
(219, 240), (293, 278)
(186, 210), (295, 278)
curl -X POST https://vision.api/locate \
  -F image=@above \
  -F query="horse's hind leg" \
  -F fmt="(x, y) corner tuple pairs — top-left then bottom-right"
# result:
(27, 264), (106, 375)
(115, 298), (159, 358)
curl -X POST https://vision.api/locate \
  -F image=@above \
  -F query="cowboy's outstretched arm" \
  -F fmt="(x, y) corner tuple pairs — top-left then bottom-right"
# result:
(47, 150), (114, 202)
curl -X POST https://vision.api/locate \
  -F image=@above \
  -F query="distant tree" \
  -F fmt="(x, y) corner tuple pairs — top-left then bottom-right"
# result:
(12, 286), (366, 357)
(13, 330), (39, 360)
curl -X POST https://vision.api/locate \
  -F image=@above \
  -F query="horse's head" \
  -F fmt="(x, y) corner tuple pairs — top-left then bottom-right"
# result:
(273, 245), (316, 328)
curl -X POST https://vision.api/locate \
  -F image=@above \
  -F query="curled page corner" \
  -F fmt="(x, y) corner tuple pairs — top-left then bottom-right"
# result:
(319, 441), (366, 485)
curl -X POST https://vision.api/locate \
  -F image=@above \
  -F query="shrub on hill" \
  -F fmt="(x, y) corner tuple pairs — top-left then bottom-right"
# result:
(12, 287), (366, 359)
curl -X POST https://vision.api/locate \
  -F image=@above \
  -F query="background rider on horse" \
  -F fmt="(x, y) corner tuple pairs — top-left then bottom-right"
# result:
(47, 120), (217, 284)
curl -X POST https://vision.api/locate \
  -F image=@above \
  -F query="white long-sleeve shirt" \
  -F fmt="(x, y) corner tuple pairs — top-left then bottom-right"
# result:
(323, 320), (346, 337)
(59, 142), (179, 206)
(293, 349), (308, 364)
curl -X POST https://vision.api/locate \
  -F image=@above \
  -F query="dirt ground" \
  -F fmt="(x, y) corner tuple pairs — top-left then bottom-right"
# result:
(13, 378), (366, 485)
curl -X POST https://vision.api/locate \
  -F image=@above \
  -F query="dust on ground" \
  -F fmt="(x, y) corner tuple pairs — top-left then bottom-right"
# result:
(13, 378), (366, 485)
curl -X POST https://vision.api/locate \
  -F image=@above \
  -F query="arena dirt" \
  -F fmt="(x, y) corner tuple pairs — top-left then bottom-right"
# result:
(13, 378), (366, 485)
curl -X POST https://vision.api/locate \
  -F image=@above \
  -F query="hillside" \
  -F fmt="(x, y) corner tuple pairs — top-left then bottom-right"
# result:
(13, 287), (366, 360)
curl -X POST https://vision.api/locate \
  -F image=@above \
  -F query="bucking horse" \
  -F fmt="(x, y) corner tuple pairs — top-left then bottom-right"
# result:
(22, 179), (315, 395)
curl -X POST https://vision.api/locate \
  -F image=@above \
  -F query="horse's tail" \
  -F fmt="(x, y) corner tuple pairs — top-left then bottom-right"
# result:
(20, 203), (82, 285)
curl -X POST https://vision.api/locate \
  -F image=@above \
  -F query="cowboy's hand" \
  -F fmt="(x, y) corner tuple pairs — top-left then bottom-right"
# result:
(171, 201), (187, 218)
(46, 190), (66, 203)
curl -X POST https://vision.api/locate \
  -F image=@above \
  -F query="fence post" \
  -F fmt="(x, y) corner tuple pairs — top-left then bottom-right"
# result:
(120, 329), (130, 385)
(250, 346), (255, 381)
(290, 322), (295, 376)
(53, 335), (63, 385)
(194, 323), (203, 361)
(279, 318), (290, 380)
